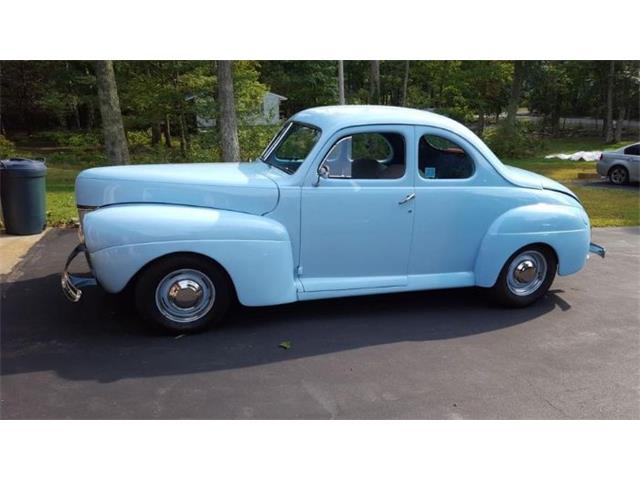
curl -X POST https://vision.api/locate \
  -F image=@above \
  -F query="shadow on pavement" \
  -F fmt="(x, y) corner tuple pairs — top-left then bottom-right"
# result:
(1, 270), (570, 383)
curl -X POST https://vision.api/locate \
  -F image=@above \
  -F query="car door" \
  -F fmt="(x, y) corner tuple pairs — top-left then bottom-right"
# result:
(299, 125), (415, 292)
(408, 126), (511, 280)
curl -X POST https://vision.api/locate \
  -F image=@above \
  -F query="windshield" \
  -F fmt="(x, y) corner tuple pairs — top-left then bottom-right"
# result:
(261, 122), (321, 174)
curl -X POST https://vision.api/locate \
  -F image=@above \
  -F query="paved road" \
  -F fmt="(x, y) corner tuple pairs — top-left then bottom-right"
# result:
(1, 228), (639, 419)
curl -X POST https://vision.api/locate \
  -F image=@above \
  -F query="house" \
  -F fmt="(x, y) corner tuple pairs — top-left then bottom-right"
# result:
(189, 91), (287, 129)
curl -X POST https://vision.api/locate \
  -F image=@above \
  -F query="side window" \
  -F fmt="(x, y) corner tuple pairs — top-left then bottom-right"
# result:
(321, 132), (405, 179)
(418, 134), (474, 179)
(623, 145), (639, 156)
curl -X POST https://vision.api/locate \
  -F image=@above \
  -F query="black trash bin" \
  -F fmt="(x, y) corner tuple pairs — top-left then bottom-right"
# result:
(0, 158), (47, 235)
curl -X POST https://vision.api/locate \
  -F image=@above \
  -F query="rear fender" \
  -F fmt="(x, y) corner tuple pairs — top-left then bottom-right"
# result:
(474, 204), (590, 287)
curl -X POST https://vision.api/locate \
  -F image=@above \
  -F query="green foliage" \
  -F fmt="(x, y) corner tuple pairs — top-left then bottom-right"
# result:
(126, 130), (152, 149)
(259, 61), (338, 116)
(0, 135), (16, 157)
(485, 123), (545, 159)
(238, 125), (280, 160)
(31, 130), (101, 148)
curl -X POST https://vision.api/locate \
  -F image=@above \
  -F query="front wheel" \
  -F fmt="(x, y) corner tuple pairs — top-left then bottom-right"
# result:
(135, 254), (231, 333)
(491, 246), (557, 308)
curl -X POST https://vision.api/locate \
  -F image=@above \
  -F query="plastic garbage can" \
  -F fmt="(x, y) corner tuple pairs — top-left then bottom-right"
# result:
(0, 158), (47, 235)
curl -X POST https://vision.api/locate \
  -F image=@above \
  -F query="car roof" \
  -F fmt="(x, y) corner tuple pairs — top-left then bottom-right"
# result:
(290, 105), (470, 135)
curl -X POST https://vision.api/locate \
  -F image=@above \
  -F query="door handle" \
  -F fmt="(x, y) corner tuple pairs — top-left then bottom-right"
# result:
(398, 192), (415, 205)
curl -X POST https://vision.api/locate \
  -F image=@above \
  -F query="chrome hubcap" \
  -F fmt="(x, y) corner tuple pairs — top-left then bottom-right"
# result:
(155, 269), (215, 323)
(506, 251), (547, 296)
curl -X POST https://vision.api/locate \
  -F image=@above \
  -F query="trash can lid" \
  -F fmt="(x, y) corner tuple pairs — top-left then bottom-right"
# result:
(0, 157), (47, 177)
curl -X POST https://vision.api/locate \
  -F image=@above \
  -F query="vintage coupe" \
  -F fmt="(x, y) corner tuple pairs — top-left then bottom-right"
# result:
(62, 106), (605, 332)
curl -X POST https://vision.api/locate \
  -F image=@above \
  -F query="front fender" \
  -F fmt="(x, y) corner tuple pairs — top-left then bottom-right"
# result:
(83, 204), (297, 306)
(474, 203), (590, 287)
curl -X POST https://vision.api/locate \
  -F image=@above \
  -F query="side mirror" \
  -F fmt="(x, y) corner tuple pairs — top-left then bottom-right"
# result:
(314, 164), (330, 187)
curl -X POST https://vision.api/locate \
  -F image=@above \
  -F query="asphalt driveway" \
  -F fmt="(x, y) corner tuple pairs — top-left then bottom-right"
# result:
(1, 227), (639, 419)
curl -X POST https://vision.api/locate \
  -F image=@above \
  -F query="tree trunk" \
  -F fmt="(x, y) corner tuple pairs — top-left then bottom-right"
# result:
(178, 111), (188, 158)
(369, 60), (380, 104)
(401, 60), (410, 107)
(477, 110), (485, 138)
(66, 62), (81, 130)
(72, 99), (81, 130)
(217, 60), (240, 162)
(337, 60), (345, 105)
(505, 61), (525, 133)
(614, 74), (626, 143)
(163, 114), (172, 148)
(94, 60), (130, 165)
(604, 60), (615, 143)
(151, 123), (161, 146)
(0, 61), (4, 134)
(551, 101), (561, 137)
(86, 103), (94, 131)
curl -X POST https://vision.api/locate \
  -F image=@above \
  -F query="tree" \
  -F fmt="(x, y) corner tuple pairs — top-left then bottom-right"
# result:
(95, 60), (129, 165)
(614, 61), (635, 143)
(259, 61), (337, 116)
(505, 61), (525, 133)
(337, 60), (345, 105)
(369, 61), (380, 104)
(604, 60), (615, 143)
(217, 60), (240, 162)
(401, 61), (410, 107)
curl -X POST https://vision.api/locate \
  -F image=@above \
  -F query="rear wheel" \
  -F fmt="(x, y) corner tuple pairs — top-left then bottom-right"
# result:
(491, 245), (557, 308)
(135, 254), (231, 333)
(609, 165), (629, 185)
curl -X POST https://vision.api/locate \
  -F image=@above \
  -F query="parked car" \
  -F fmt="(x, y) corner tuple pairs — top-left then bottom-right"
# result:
(596, 142), (640, 185)
(62, 106), (605, 333)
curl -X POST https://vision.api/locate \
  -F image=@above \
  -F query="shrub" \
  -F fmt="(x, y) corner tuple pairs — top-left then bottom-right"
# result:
(0, 135), (16, 158)
(127, 130), (152, 149)
(38, 131), (101, 148)
(484, 122), (545, 159)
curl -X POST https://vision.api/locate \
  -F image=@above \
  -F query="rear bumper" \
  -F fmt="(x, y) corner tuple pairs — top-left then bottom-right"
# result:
(61, 243), (97, 302)
(596, 161), (609, 177)
(589, 242), (606, 258)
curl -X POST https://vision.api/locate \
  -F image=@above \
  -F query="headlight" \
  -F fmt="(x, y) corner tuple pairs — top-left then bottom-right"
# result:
(77, 206), (96, 242)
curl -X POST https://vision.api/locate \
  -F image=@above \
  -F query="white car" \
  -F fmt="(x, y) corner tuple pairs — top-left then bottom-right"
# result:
(596, 143), (640, 185)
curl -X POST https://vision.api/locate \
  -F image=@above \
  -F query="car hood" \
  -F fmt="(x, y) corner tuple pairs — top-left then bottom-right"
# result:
(75, 161), (281, 215)
(503, 166), (579, 201)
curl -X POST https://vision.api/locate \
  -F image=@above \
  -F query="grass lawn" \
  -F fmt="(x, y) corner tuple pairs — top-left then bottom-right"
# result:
(502, 137), (639, 227)
(12, 136), (640, 228)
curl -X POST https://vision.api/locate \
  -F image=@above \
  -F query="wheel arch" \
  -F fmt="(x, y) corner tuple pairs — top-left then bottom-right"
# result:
(124, 251), (239, 304)
(84, 204), (299, 306)
(474, 204), (589, 287)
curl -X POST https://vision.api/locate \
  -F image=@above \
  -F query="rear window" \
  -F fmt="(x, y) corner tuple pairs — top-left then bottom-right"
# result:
(418, 134), (474, 179)
(623, 145), (639, 156)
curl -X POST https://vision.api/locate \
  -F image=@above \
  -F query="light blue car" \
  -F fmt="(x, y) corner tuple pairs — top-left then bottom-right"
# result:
(62, 106), (605, 333)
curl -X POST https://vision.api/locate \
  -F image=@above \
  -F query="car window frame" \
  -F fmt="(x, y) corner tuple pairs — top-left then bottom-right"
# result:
(414, 127), (480, 185)
(316, 129), (409, 182)
(261, 121), (322, 175)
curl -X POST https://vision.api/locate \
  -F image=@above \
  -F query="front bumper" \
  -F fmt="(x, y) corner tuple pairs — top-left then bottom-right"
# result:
(589, 242), (606, 258)
(61, 243), (97, 302)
